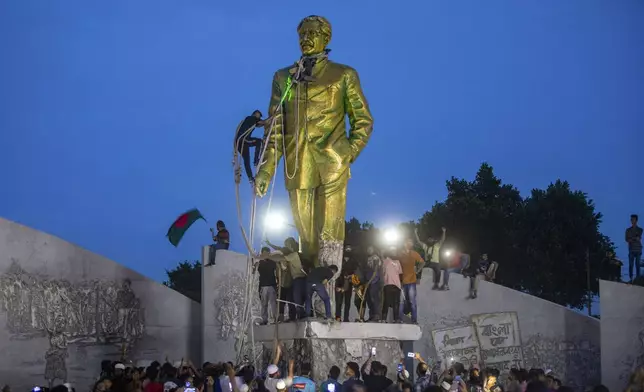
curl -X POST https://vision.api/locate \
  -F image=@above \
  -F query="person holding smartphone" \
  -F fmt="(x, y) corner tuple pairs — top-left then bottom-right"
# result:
(413, 354), (431, 392)
(320, 366), (342, 392)
(361, 350), (393, 392)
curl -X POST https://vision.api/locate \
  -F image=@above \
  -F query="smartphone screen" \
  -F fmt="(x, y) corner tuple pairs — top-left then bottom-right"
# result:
(371, 347), (376, 356)
(397, 364), (403, 372)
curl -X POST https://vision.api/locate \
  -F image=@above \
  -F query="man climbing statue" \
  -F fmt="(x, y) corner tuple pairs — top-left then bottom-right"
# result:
(235, 109), (268, 184)
(255, 15), (374, 272)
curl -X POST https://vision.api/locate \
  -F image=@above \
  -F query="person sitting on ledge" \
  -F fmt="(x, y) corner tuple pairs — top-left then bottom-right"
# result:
(207, 220), (230, 266)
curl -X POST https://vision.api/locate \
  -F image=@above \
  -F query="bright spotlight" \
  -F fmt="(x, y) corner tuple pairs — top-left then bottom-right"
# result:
(444, 249), (453, 257)
(265, 212), (286, 230)
(383, 228), (400, 245)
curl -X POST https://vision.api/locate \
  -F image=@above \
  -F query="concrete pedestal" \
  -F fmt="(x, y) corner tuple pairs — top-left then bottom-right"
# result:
(254, 321), (422, 382)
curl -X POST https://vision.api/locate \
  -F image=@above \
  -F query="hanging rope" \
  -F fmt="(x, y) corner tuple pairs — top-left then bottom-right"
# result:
(230, 55), (320, 367)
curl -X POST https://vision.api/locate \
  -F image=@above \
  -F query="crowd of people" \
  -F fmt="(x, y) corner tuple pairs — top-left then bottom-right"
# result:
(18, 348), (643, 392)
(253, 227), (499, 325)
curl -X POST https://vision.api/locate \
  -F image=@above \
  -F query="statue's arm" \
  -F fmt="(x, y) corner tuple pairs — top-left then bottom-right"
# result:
(257, 72), (285, 178)
(344, 68), (374, 162)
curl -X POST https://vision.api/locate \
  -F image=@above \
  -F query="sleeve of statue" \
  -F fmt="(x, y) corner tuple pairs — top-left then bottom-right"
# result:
(258, 71), (285, 177)
(344, 68), (374, 163)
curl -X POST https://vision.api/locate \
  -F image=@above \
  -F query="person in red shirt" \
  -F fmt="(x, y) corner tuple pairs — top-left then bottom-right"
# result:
(144, 368), (163, 392)
(207, 220), (230, 266)
(441, 249), (469, 291)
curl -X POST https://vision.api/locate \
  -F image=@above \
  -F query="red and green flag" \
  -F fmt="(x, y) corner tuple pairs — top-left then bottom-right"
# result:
(166, 208), (205, 247)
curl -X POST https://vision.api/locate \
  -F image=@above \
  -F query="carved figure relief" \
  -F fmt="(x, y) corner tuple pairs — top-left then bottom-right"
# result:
(0, 260), (146, 386)
(214, 269), (261, 363)
(619, 329), (644, 386)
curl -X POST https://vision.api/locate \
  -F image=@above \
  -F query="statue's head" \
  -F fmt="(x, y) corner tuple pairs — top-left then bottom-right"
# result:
(297, 15), (331, 56)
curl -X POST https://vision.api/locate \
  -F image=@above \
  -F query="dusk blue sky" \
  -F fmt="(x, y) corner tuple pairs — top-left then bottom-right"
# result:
(1, 1), (642, 286)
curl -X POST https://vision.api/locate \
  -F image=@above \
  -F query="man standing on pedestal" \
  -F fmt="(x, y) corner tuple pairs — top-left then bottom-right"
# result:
(255, 15), (374, 271)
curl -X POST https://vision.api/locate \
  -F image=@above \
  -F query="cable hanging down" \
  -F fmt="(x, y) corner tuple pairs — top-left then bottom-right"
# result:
(229, 56), (310, 368)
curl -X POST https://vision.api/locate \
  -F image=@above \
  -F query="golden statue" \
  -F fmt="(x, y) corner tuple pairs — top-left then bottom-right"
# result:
(255, 15), (373, 269)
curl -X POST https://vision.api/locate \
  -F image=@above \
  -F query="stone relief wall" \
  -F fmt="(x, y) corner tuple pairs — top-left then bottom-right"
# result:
(600, 280), (644, 392)
(214, 267), (262, 364)
(522, 334), (600, 390)
(0, 217), (200, 391)
(0, 260), (145, 386)
(203, 250), (263, 366)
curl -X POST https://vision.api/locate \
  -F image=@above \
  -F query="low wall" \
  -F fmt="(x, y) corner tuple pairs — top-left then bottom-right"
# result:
(600, 280), (644, 392)
(201, 248), (258, 364)
(0, 217), (201, 391)
(415, 273), (600, 390)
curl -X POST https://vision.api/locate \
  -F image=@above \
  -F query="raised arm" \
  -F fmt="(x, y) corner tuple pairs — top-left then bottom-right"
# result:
(272, 342), (282, 365)
(266, 240), (289, 254)
(225, 363), (239, 392)
(414, 228), (429, 249)
(439, 227), (446, 247)
(361, 351), (374, 378)
(344, 68), (374, 163)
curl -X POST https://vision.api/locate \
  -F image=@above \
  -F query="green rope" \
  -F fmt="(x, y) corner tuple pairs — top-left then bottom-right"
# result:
(280, 76), (294, 105)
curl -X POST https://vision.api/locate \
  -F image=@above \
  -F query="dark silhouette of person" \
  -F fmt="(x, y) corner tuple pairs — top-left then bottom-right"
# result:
(235, 110), (267, 183)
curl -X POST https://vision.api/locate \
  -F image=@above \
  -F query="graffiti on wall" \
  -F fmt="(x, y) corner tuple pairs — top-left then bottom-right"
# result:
(472, 312), (524, 371)
(431, 325), (481, 368)
(429, 311), (600, 390)
(431, 312), (524, 374)
(0, 260), (145, 386)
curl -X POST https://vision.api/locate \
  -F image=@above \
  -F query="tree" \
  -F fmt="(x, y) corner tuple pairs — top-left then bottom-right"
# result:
(417, 163), (620, 309)
(517, 181), (619, 308)
(345, 217), (377, 253)
(164, 260), (201, 303)
(418, 162), (524, 270)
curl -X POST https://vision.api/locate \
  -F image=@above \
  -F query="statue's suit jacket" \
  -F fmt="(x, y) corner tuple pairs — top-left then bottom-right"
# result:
(259, 58), (374, 190)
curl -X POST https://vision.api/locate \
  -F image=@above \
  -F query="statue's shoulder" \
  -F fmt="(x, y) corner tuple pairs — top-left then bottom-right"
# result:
(273, 64), (295, 80)
(328, 61), (361, 77)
